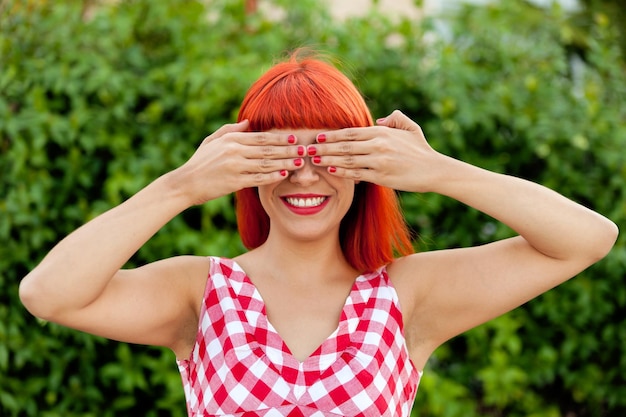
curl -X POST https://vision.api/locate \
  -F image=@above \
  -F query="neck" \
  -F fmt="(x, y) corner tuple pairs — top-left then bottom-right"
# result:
(254, 230), (356, 285)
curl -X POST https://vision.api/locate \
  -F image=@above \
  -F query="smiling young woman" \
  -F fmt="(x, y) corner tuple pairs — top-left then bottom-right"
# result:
(19, 50), (618, 417)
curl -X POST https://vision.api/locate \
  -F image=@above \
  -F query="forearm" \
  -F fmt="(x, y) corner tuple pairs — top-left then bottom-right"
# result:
(430, 155), (618, 261)
(19, 172), (191, 318)
(19, 121), (301, 320)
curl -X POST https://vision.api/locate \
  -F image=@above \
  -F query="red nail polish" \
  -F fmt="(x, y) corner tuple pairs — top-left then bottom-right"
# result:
(288, 134), (297, 144)
(294, 158), (303, 167)
(329, 166), (337, 173)
(316, 134), (326, 143)
(297, 145), (305, 156)
(312, 155), (321, 164)
(307, 145), (317, 156)
(280, 169), (288, 177)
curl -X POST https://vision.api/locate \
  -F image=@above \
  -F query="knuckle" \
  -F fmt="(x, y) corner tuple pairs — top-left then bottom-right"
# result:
(259, 158), (271, 169)
(254, 133), (268, 145)
(350, 170), (363, 180)
(344, 129), (358, 140)
(226, 142), (243, 157)
(378, 154), (393, 168)
(253, 172), (265, 184)
(339, 142), (352, 154)
(343, 155), (355, 167)
(372, 138), (388, 152)
(261, 146), (274, 157)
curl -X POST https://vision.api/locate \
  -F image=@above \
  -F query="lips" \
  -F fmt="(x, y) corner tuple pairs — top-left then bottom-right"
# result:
(284, 196), (326, 207)
(281, 194), (329, 215)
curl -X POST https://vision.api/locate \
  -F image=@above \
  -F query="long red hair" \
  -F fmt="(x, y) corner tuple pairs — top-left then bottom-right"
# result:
(235, 53), (413, 272)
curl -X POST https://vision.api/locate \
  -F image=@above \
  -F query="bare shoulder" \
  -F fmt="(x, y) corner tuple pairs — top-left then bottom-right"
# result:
(53, 255), (213, 357)
(163, 255), (213, 298)
(119, 254), (211, 308)
(387, 251), (437, 319)
(140, 255), (213, 349)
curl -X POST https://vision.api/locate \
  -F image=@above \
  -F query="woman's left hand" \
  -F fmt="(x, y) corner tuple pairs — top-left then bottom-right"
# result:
(310, 110), (445, 192)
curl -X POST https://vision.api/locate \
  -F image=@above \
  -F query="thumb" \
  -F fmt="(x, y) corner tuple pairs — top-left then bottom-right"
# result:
(376, 110), (420, 132)
(203, 119), (250, 144)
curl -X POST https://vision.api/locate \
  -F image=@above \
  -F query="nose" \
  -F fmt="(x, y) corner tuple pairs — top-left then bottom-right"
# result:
(289, 157), (320, 186)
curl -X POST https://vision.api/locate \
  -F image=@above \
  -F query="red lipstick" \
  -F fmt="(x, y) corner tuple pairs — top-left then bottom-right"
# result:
(281, 194), (330, 215)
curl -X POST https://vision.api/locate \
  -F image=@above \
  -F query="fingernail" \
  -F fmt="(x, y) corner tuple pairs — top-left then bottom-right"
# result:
(307, 145), (317, 156)
(294, 158), (303, 167)
(280, 169), (288, 177)
(316, 133), (326, 143)
(376, 117), (387, 124)
(288, 134), (297, 144)
(312, 155), (321, 164)
(329, 166), (337, 173)
(297, 145), (305, 156)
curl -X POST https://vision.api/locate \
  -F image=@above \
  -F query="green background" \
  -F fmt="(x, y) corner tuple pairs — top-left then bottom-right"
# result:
(1, 0), (625, 416)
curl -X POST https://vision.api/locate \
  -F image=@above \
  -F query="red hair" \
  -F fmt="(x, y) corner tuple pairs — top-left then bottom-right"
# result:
(235, 53), (413, 272)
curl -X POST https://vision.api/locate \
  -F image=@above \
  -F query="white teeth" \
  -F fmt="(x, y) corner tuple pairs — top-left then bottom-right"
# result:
(285, 197), (326, 207)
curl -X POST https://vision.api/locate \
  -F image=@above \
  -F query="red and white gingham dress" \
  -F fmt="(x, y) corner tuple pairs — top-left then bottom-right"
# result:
(177, 257), (421, 416)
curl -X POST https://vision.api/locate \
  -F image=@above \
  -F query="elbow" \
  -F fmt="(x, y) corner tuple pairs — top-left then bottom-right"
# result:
(589, 218), (619, 262)
(19, 275), (42, 318)
(19, 274), (58, 321)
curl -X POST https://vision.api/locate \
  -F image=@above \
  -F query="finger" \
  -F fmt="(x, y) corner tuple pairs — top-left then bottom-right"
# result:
(241, 169), (291, 187)
(308, 140), (372, 157)
(310, 154), (373, 170)
(232, 131), (298, 147)
(315, 126), (376, 144)
(240, 143), (306, 160)
(240, 157), (305, 174)
(376, 110), (422, 133)
(325, 166), (376, 183)
(202, 120), (250, 144)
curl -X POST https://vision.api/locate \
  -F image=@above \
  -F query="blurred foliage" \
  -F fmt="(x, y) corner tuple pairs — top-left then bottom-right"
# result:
(573, 0), (626, 58)
(1, 0), (624, 416)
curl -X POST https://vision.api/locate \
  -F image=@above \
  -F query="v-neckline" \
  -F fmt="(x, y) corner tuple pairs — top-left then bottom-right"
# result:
(229, 259), (366, 367)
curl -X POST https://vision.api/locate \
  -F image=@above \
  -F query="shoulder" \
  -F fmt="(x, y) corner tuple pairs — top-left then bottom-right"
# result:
(133, 255), (214, 322)
(152, 254), (213, 284)
(385, 248), (475, 330)
(386, 252), (434, 307)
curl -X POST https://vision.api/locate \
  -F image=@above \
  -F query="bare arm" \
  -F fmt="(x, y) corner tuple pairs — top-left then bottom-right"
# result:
(19, 121), (303, 355)
(19, 174), (203, 355)
(20, 174), (189, 321)
(312, 110), (618, 366)
(391, 155), (617, 348)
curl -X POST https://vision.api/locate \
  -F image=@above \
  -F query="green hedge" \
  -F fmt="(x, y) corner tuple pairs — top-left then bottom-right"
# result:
(1, 1), (624, 416)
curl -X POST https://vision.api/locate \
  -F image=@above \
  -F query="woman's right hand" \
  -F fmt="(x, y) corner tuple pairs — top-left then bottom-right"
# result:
(19, 119), (303, 352)
(169, 120), (304, 206)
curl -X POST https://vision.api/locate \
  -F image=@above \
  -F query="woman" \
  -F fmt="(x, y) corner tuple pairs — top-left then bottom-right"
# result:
(19, 54), (618, 416)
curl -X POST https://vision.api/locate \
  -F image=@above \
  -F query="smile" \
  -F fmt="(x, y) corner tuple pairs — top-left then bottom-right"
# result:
(284, 196), (327, 208)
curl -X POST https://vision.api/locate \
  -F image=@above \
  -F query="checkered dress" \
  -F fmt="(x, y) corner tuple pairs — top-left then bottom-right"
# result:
(177, 257), (421, 416)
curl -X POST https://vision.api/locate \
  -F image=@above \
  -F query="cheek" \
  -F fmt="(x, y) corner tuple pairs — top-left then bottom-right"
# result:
(339, 182), (356, 208)
(256, 186), (274, 213)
